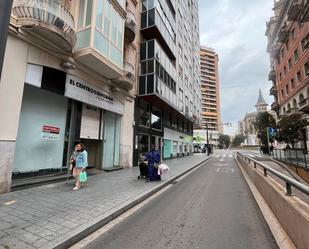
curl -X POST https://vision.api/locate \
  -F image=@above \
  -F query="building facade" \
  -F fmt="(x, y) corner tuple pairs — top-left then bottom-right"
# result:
(0, 0), (140, 193)
(200, 47), (222, 133)
(266, 0), (309, 148)
(133, 0), (201, 164)
(238, 90), (268, 146)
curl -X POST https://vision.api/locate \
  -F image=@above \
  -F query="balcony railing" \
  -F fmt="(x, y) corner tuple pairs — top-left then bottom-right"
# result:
(299, 97), (309, 112)
(277, 25), (289, 43)
(269, 85), (277, 96)
(287, 0), (302, 21)
(13, 0), (76, 52)
(125, 8), (136, 43)
(271, 102), (280, 112)
(268, 69), (276, 82)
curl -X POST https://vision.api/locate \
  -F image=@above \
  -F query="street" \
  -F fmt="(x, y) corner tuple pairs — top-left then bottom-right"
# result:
(78, 151), (278, 249)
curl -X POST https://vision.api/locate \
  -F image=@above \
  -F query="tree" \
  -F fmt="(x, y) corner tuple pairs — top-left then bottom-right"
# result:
(254, 112), (276, 148)
(276, 114), (308, 148)
(218, 134), (231, 149)
(232, 134), (246, 147)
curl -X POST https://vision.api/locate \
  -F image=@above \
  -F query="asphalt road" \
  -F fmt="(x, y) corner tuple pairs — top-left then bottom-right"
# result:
(83, 151), (278, 249)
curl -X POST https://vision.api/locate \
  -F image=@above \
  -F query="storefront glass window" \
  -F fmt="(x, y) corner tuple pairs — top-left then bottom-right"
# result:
(139, 100), (150, 127)
(151, 107), (162, 130)
(138, 135), (149, 157)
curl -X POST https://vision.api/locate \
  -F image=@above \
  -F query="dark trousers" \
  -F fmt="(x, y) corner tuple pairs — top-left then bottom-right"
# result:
(139, 162), (148, 177)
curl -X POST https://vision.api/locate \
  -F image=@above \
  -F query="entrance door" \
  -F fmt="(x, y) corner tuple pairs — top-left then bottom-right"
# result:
(102, 111), (121, 169)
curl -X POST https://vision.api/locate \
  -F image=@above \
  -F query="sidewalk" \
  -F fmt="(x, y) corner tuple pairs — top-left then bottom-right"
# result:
(0, 154), (210, 249)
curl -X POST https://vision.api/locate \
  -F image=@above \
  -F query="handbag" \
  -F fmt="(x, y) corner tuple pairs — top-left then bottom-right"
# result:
(79, 170), (87, 183)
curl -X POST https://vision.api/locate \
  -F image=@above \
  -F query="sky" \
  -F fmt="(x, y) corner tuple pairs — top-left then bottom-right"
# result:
(199, 0), (274, 135)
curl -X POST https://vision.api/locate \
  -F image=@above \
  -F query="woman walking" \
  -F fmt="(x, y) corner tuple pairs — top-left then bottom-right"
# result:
(72, 143), (88, 190)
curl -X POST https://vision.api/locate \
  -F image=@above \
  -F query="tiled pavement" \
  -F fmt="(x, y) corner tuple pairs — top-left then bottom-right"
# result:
(0, 154), (210, 249)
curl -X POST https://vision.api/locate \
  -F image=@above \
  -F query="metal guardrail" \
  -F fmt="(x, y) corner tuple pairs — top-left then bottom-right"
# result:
(237, 152), (309, 196)
(273, 149), (309, 169)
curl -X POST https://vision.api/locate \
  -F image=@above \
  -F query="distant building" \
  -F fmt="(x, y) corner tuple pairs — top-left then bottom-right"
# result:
(265, 0), (309, 149)
(200, 46), (222, 133)
(239, 90), (268, 146)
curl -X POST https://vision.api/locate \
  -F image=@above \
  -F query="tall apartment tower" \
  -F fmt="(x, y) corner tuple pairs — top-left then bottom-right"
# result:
(133, 0), (201, 164)
(0, 0), (140, 193)
(200, 46), (222, 134)
(266, 0), (309, 149)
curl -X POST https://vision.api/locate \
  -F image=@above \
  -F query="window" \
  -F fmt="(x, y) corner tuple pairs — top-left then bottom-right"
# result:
(301, 38), (307, 52)
(294, 49), (299, 61)
(139, 100), (150, 127)
(285, 85), (289, 94)
(281, 89), (284, 98)
(291, 78), (295, 89)
(288, 59), (292, 70)
(279, 72), (282, 81)
(283, 66), (287, 76)
(281, 48), (284, 59)
(151, 107), (162, 130)
(297, 71), (302, 83)
(77, 0), (93, 29)
(291, 29), (295, 40)
(304, 62), (309, 77)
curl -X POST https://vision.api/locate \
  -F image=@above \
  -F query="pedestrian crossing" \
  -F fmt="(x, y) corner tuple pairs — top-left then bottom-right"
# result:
(214, 154), (234, 158)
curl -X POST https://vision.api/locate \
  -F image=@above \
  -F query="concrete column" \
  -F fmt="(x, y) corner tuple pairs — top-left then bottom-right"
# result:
(0, 35), (28, 193)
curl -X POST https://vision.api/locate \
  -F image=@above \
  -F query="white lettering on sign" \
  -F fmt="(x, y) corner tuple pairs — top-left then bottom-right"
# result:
(65, 75), (124, 115)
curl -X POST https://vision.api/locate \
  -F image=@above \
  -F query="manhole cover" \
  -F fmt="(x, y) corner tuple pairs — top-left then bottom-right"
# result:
(217, 168), (234, 173)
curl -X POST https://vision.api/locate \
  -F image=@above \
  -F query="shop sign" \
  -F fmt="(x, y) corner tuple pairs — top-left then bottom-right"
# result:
(41, 125), (60, 140)
(65, 75), (124, 115)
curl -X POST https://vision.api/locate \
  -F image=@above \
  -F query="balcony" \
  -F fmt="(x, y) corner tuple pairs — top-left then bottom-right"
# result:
(300, 0), (309, 23)
(268, 69), (276, 82)
(114, 60), (135, 90)
(277, 25), (289, 43)
(125, 8), (136, 44)
(271, 102), (280, 112)
(269, 44), (281, 58)
(287, 0), (302, 21)
(299, 97), (309, 113)
(12, 0), (76, 52)
(270, 85), (278, 96)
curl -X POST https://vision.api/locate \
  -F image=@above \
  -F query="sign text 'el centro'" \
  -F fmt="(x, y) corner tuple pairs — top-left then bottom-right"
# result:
(65, 75), (124, 115)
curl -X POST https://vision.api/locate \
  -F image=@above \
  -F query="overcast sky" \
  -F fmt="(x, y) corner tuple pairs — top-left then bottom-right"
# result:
(199, 0), (274, 135)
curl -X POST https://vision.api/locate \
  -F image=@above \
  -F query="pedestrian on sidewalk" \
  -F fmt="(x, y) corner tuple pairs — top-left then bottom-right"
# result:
(145, 144), (161, 182)
(69, 145), (78, 175)
(72, 143), (88, 190)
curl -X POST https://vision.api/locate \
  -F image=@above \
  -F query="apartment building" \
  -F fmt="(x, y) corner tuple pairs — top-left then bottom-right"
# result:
(266, 0), (309, 149)
(198, 46), (221, 146)
(133, 0), (201, 163)
(0, 0), (140, 193)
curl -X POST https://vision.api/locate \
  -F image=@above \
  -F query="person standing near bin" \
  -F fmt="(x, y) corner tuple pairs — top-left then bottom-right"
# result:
(145, 144), (161, 181)
(73, 143), (88, 190)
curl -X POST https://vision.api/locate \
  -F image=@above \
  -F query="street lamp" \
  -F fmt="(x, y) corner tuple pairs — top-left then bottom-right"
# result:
(0, 1), (13, 81)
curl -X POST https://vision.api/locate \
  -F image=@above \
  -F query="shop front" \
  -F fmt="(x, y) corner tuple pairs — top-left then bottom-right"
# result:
(13, 64), (124, 178)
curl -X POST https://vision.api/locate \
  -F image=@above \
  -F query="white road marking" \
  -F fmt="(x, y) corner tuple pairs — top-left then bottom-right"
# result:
(222, 155), (226, 158)
(215, 155), (220, 158)
(228, 155), (233, 158)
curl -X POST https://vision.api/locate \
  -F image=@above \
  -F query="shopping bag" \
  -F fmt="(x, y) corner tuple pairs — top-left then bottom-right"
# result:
(79, 170), (87, 183)
(158, 163), (169, 175)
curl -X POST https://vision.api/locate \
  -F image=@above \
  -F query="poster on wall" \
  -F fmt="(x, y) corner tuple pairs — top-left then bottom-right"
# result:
(41, 125), (60, 140)
(163, 140), (172, 159)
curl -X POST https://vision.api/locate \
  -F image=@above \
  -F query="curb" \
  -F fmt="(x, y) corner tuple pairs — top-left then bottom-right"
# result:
(53, 156), (212, 249)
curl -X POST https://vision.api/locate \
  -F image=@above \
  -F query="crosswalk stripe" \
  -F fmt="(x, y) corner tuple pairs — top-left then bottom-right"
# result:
(228, 155), (233, 158)
(222, 155), (226, 157)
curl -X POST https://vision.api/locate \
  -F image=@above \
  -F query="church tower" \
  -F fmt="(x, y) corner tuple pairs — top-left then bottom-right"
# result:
(255, 90), (268, 113)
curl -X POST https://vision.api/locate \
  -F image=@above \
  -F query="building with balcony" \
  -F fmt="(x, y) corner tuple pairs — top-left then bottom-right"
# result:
(265, 0), (309, 150)
(133, 0), (201, 163)
(199, 46), (222, 145)
(0, 0), (140, 193)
